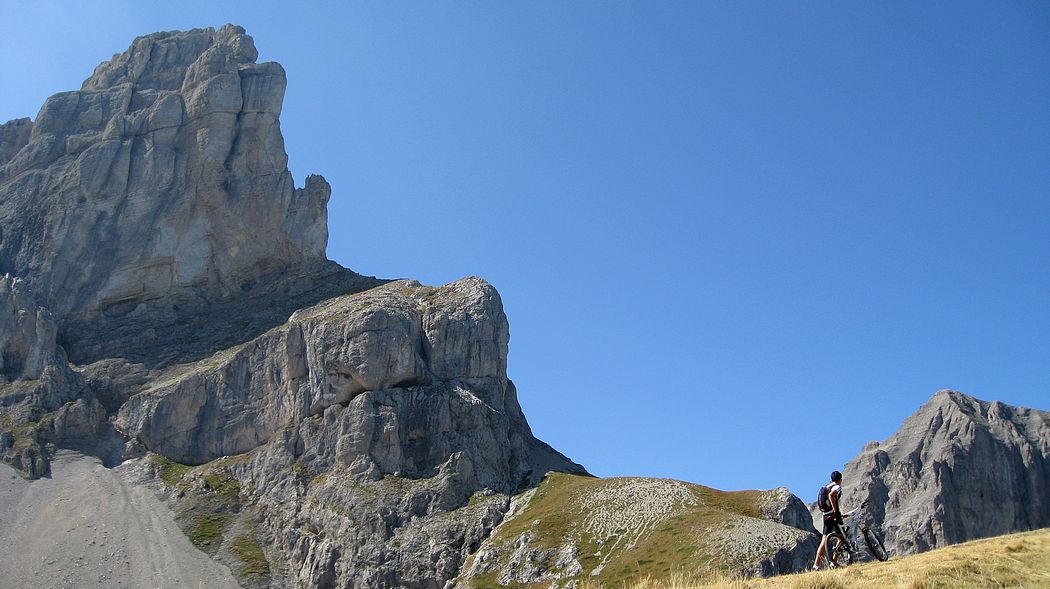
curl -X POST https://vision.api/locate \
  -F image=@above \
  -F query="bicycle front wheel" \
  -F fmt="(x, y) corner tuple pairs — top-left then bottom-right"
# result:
(833, 541), (854, 566)
(863, 527), (889, 561)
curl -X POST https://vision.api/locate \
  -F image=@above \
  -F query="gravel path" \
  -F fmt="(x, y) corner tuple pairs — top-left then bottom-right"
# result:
(0, 451), (241, 589)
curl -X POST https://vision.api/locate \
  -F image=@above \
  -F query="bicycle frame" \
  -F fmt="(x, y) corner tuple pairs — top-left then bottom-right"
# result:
(825, 504), (877, 565)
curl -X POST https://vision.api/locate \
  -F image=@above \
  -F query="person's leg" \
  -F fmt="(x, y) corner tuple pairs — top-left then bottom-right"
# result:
(829, 526), (846, 565)
(814, 515), (834, 569)
(814, 534), (828, 569)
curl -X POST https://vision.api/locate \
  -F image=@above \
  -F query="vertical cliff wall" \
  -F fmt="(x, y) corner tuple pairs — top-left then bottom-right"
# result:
(0, 25), (586, 588)
(0, 25), (357, 365)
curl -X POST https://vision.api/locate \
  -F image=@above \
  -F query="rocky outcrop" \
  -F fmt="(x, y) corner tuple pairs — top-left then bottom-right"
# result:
(759, 486), (817, 534)
(0, 274), (64, 385)
(0, 118), (32, 165)
(0, 275), (116, 477)
(839, 390), (1050, 556)
(0, 25), (356, 364)
(108, 278), (583, 588)
(0, 24), (587, 588)
(115, 278), (517, 465)
(0, 273), (85, 419)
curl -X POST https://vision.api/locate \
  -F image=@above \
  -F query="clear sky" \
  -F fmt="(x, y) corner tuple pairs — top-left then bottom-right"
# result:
(2, 1), (1048, 498)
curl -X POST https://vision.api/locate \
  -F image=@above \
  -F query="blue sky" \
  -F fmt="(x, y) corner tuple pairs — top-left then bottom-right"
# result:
(2, 1), (1048, 497)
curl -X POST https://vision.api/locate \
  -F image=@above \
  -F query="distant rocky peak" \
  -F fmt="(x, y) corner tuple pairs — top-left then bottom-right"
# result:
(909, 390), (1050, 449)
(81, 25), (258, 93)
(841, 389), (1050, 555)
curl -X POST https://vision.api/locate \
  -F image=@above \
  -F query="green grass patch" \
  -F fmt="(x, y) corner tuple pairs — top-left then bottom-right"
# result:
(203, 471), (240, 500)
(700, 488), (763, 519)
(149, 454), (194, 486)
(188, 513), (229, 547)
(231, 533), (270, 577)
(148, 453), (247, 501)
(495, 472), (599, 544)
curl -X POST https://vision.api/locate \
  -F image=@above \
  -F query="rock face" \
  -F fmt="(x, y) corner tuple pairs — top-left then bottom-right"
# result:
(0, 25), (585, 589)
(759, 486), (817, 535)
(111, 278), (582, 588)
(0, 274), (64, 385)
(0, 275), (118, 476)
(839, 390), (1050, 556)
(0, 25), (342, 364)
(115, 278), (524, 466)
(0, 118), (33, 165)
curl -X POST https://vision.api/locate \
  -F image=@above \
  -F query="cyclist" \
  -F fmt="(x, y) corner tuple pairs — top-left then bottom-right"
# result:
(813, 470), (846, 570)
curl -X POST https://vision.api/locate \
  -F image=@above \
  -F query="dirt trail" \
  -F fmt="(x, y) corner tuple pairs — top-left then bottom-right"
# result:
(0, 450), (241, 589)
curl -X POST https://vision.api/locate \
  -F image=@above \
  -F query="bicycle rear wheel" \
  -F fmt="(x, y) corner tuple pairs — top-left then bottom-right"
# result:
(863, 527), (889, 561)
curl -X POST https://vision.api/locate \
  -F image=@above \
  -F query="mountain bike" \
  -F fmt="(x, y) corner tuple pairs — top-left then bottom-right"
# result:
(823, 500), (889, 566)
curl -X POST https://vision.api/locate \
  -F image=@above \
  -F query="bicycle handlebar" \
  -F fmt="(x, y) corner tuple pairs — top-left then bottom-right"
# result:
(837, 500), (868, 519)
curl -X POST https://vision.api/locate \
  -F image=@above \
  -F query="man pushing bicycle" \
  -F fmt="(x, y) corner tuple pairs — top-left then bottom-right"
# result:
(813, 470), (846, 570)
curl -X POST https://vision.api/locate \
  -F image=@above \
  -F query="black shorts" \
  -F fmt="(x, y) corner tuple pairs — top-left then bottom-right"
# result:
(822, 513), (842, 536)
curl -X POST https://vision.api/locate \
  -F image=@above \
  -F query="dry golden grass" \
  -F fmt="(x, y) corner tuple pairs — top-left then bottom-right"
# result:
(586, 528), (1050, 589)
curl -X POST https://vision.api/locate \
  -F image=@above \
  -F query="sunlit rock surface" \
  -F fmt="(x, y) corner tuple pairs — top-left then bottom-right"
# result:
(0, 25), (584, 588)
(838, 390), (1050, 556)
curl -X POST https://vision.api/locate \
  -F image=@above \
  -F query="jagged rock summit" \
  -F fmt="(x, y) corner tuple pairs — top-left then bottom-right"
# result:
(0, 25), (586, 588)
(0, 25), (348, 365)
(838, 390), (1050, 556)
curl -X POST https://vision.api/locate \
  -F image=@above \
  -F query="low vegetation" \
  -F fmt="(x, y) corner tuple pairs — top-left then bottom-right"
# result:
(231, 532), (271, 577)
(147, 451), (270, 584)
(187, 513), (230, 547)
(148, 454), (194, 486)
(591, 528), (1050, 589)
(147, 452), (243, 498)
(465, 473), (773, 588)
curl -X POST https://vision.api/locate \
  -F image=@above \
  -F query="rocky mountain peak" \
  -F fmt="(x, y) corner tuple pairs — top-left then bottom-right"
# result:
(840, 390), (1050, 556)
(0, 25), (588, 588)
(81, 25), (259, 93)
(0, 23), (335, 363)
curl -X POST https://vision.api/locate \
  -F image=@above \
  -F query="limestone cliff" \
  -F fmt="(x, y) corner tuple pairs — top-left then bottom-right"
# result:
(836, 390), (1050, 556)
(0, 25), (584, 588)
(0, 25), (357, 365)
(115, 278), (579, 588)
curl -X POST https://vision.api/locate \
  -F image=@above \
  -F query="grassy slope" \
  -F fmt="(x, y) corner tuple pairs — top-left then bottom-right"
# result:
(618, 528), (1050, 589)
(464, 473), (772, 588)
